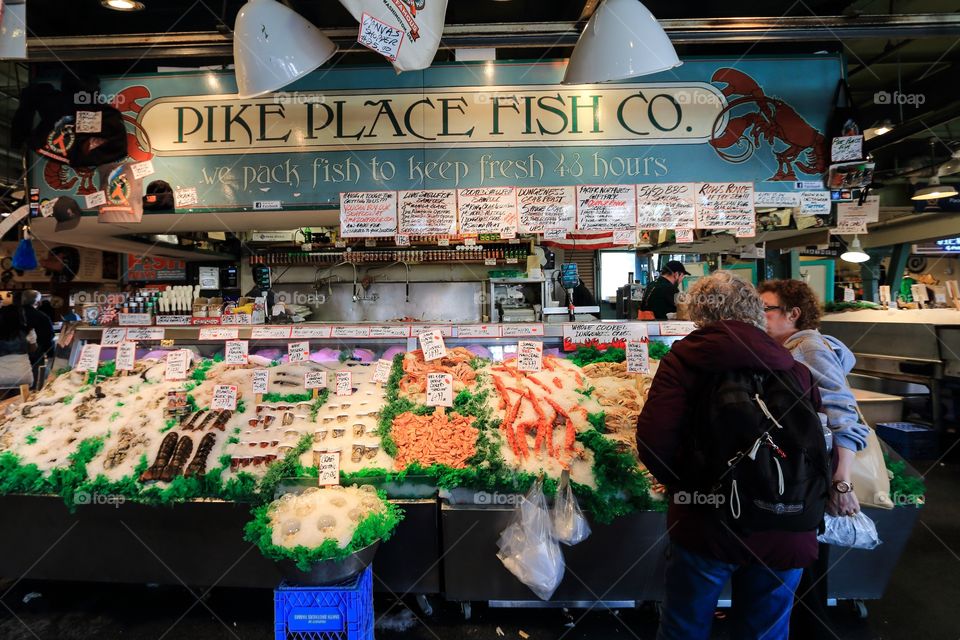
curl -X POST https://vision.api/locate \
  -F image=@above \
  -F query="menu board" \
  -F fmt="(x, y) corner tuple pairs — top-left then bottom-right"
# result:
(636, 183), (696, 229)
(398, 189), (458, 235)
(457, 187), (518, 236)
(517, 186), (576, 233)
(695, 182), (755, 229)
(516, 341), (543, 373)
(116, 341), (137, 372)
(576, 185), (637, 230)
(426, 373), (454, 407)
(339, 191), (398, 237)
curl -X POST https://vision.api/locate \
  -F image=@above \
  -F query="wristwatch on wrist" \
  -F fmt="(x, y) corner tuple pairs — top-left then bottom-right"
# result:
(832, 480), (854, 494)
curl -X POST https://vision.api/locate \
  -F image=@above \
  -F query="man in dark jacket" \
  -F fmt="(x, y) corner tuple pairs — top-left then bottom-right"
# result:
(640, 260), (689, 319)
(637, 272), (823, 640)
(21, 290), (54, 388)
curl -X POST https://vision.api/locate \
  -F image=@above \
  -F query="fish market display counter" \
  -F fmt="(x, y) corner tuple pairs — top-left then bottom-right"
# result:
(0, 322), (920, 610)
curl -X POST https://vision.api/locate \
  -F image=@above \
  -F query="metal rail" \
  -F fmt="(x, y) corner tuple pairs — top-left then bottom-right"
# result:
(26, 14), (960, 62)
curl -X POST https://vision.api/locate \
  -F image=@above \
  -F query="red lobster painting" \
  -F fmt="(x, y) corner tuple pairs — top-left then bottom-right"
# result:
(43, 85), (154, 195)
(709, 68), (826, 181)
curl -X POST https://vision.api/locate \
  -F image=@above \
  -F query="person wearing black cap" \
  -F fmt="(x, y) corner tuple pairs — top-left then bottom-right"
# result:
(640, 260), (690, 319)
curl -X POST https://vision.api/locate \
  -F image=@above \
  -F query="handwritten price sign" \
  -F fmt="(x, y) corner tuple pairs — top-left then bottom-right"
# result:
(358, 12), (404, 61)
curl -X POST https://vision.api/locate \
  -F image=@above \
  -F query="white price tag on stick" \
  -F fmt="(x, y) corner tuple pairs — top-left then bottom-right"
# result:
(426, 372), (453, 407)
(371, 359), (392, 384)
(164, 349), (190, 380)
(115, 341), (137, 372)
(101, 327), (127, 346)
(335, 371), (353, 396)
(224, 340), (249, 365)
(516, 340), (543, 373)
(211, 385), (238, 411)
(419, 330), (447, 362)
(626, 339), (650, 374)
(305, 371), (327, 390)
(316, 452), (341, 486)
(252, 369), (270, 395)
(287, 341), (310, 363)
(76, 344), (101, 372)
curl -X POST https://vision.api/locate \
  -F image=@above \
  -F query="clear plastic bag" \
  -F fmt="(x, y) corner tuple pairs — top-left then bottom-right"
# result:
(817, 512), (882, 550)
(496, 478), (565, 600)
(552, 471), (591, 546)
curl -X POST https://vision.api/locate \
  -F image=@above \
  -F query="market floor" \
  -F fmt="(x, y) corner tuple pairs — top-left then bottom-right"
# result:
(1, 461), (957, 640)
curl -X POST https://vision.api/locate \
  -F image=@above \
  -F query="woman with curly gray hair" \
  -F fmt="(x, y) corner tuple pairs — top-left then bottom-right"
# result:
(637, 272), (825, 640)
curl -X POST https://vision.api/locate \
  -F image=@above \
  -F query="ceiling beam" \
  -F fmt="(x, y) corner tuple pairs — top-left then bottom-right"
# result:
(26, 14), (960, 61)
(860, 210), (960, 248)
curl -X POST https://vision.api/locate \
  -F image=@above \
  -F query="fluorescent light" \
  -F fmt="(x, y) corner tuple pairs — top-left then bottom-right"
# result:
(911, 176), (958, 201)
(102, 0), (146, 10)
(562, 0), (680, 84)
(841, 235), (870, 263)
(233, 0), (338, 99)
(864, 120), (894, 141)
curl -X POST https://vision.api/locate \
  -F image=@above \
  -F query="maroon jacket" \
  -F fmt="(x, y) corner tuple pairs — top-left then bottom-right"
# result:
(637, 320), (823, 569)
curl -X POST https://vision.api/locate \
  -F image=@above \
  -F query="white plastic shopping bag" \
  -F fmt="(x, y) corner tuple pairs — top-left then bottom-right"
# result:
(496, 478), (564, 600)
(817, 512), (882, 550)
(552, 471), (591, 546)
(339, 0), (448, 71)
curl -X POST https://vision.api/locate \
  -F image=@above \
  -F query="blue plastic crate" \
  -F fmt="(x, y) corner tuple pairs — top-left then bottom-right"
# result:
(274, 567), (373, 640)
(876, 422), (939, 460)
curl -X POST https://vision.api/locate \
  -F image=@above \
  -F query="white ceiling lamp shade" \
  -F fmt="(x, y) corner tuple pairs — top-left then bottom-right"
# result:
(562, 0), (681, 85)
(233, 0), (338, 99)
(841, 235), (870, 263)
(911, 176), (958, 201)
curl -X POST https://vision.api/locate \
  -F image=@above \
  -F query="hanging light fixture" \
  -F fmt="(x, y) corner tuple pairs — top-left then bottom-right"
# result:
(841, 235), (870, 263)
(562, 0), (680, 85)
(101, 0), (146, 10)
(911, 176), (958, 201)
(233, 0), (337, 99)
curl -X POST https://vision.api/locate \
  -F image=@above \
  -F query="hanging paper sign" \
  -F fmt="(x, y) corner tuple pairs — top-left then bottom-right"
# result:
(199, 327), (239, 340)
(116, 341), (137, 372)
(831, 135), (863, 162)
(837, 196), (879, 224)
(800, 191), (831, 215)
(332, 326), (371, 339)
(843, 287), (856, 302)
(84, 190), (107, 209)
(369, 325), (411, 338)
(338, 0), (446, 73)
(316, 452), (341, 486)
(198, 265), (219, 289)
(164, 349), (190, 380)
(636, 183), (697, 229)
(76, 343), (101, 372)
(398, 189), (458, 235)
(879, 285), (892, 303)
(305, 371), (328, 390)
(576, 185), (637, 230)
(288, 341), (310, 363)
(126, 327), (165, 341)
(339, 191), (398, 237)
(517, 186), (576, 233)
(675, 228), (695, 243)
(291, 326), (333, 339)
(456, 324), (501, 338)
(911, 284), (929, 303)
(130, 160), (156, 180)
(419, 330), (447, 362)
(457, 187), (518, 236)
(335, 371), (353, 396)
(516, 340), (543, 372)
(224, 340), (249, 365)
(501, 323), (545, 337)
(101, 327), (127, 346)
(544, 228), (567, 241)
(252, 326), (293, 339)
(833, 202), (869, 234)
(736, 217), (757, 238)
(371, 359), (393, 384)
(754, 191), (801, 208)
(695, 182), (755, 229)
(613, 229), (636, 245)
(357, 12), (405, 61)
(252, 369), (270, 394)
(562, 322), (648, 351)
(75, 111), (102, 134)
(659, 321), (697, 335)
(426, 372), (453, 407)
(173, 187), (198, 208)
(626, 339), (650, 374)
(211, 385), (238, 411)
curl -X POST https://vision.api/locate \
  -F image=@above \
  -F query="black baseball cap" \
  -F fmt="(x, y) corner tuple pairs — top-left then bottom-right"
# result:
(52, 196), (82, 232)
(664, 260), (690, 276)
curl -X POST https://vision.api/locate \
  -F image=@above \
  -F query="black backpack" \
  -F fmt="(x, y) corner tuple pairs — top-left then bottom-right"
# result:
(684, 369), (830, 534)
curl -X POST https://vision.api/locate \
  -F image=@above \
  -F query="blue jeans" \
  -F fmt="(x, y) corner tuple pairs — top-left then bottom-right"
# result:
(657, 543), (802, 640)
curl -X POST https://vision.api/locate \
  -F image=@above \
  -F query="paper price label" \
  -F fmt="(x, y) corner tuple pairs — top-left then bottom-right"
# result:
(224, 340), (249, 365)
(464, 237), (477, 246)
(126, 327), (165, 341)
(173, 187), (199, 208)
(130, 160), (155, 180)
(517, 340), (543, 372)
(316, 452), (341, 486)
(438, 238), (450, 247)
(659, 321), (697, 336)
(164, 349), (190, 380)
(426, 373), (453, 407)
(101, 327), (127, 346)
(252, 369), (270, 395)
(211, 385), (238, 411)
(879, 285), (891, 303)
(119, 313), (152, 326)
(291, 326), (332, 339)
(335, 240), (347, 248)
(395, 234), (411, 246)
(911, 284), (929, 303)
(371, 359), (392, 383)
(626, 339), (650, 374)
(199, 327), (239, 340)
(484, 258), (497, 266)
(358, 12), (404, 61)
(288, 341), (310, 363)
(39, 200), (55, 217)
(419, 330), (447, 362)
(544, 228), (567, 241)
(76, 344), (101, 372)
(843, 287), (856, 302)
(369, 325), (410, 338)
(332, 326), (371, 338)
(675, 228), (695, 243)
(501, 323), (545, 337)
(305, 371), (327, 390)
(457, 324), (501, 338)
(613, 229), (636, 245)
(85, 190), (107, 209)
(75, 111), (102, 133)
(335, 371), (353, 396)
(115, 341), (137, 372)
(252, 326), (293, 339)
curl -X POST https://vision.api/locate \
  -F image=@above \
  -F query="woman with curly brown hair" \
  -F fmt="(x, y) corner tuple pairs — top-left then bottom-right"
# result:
(758, 279), (869, 639)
